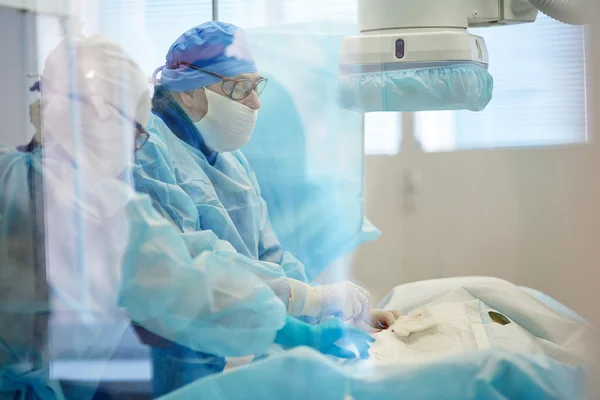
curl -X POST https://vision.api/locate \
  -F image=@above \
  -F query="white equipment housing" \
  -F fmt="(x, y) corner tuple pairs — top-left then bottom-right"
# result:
(340, 0), (541, 74)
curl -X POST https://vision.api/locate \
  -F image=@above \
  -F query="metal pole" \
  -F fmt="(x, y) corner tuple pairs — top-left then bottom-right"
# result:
(212, 0), (218, 21)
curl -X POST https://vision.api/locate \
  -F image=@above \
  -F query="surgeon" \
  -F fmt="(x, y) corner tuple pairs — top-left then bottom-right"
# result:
(0, 34), (375, 399)
(134, 21), (398, 394)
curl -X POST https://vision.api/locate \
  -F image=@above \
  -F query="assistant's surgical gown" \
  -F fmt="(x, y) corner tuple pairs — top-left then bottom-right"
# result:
(0, 143), (287, 399)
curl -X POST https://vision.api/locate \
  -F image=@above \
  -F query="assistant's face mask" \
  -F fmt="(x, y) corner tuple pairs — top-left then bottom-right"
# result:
(44, 93), (136, 178)
(193, 88), (258, 153)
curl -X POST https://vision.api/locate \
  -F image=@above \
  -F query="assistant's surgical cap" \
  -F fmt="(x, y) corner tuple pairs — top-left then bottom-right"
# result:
(155, 21), (257, 92)
(42, 35), (151, 128)
(41, 34), (151, 171)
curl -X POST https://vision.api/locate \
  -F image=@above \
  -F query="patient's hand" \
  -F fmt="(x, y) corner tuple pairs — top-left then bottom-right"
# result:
(367, 309), (402, 331)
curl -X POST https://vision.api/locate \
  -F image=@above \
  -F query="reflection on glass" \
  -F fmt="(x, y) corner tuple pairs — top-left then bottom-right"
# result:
(364, 112), (402, 155)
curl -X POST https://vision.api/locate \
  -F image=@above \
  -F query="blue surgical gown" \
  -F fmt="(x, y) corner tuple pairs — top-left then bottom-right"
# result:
(132, 113), (309, 285)
(0, 144), (288, 399)
(0, 146), (58, 400)
(159, 347), (588, 400)
(131, 113), (312, 396)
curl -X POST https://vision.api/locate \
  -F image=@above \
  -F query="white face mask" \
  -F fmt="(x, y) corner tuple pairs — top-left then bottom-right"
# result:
(193, 89), (258, 153)
(44, 94), (135, 178)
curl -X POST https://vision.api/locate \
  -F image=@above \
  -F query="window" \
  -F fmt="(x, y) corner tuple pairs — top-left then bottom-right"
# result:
(416, 13), (588, 152)
(279, 0), (357, 23)
(219, 0), (269, 26)
(220, 0), (357, 25)
(98, 0), (213, 76)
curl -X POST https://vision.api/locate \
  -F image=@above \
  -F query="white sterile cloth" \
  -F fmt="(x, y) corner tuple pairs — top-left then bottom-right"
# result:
(367, 277), (592, 365)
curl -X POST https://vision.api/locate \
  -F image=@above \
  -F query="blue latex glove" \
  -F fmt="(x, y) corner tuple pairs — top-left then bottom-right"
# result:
(274, 317), (374, 359)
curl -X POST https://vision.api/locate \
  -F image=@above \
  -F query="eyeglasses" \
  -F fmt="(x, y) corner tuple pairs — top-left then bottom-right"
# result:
(105, 103), (149, 151)
(178, 61), (268, 101)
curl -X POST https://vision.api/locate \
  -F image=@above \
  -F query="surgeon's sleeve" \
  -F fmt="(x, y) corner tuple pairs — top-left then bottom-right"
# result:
(259, 207), (310, 283)
(119, 193), (287, 357)
(131, 134), (293, 303)
(236, 152), (310, 283)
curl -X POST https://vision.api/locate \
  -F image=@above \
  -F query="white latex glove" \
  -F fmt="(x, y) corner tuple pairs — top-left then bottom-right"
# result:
(288, 280), (371, 322)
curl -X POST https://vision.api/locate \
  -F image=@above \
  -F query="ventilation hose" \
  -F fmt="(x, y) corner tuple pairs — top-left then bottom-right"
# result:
(528, 0), (590, 25)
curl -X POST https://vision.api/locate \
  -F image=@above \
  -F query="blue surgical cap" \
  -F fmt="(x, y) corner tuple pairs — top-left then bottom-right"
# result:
(156, 21), (257, 92)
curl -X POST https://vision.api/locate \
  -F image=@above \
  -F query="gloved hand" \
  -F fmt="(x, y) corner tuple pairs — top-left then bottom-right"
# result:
(367, 309), (402, 330)
(288, 280), (371, 322)
(274, 316), (374, 359)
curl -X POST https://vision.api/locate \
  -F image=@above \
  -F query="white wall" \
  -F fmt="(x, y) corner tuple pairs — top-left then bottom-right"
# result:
(353, 141), (600, 309)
